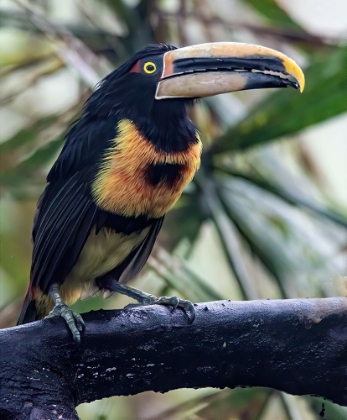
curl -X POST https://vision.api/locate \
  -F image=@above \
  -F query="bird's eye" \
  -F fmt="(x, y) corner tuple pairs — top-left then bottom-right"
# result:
(143, 62), (157, 74)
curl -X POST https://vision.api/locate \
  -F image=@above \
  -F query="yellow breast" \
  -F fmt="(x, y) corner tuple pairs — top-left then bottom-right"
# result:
(34, 227), (149, 315)
(92, 119), (202, 218)
(66, 226), (150, 283)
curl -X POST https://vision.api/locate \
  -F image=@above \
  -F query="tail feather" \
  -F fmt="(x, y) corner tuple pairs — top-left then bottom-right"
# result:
(17, 292), (38, 325)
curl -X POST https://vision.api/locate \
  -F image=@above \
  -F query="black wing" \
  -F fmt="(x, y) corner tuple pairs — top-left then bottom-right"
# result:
(30, 117), (117, 293)
(31, 171), (98, 293)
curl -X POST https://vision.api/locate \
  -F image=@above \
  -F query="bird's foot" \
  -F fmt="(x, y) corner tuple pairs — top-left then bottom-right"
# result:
(98, 280), (196, 323)
(46, 303), (85, 342)
(126, 295), (196, 323)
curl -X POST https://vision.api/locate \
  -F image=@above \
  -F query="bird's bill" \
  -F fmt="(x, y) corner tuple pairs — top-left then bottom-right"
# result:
(155, 42), (305, 100)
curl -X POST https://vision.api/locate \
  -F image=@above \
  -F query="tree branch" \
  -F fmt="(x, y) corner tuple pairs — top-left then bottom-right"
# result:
(1, 298), (347, 419)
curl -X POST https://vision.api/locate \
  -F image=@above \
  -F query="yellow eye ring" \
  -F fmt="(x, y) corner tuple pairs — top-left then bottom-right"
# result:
(143, 61), (157, 74)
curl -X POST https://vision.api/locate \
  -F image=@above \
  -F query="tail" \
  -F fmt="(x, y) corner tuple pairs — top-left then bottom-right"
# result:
(17, 290), (38, 325)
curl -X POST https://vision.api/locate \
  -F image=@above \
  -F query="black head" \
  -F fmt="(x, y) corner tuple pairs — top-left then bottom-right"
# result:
(80, 42), (304, 152)
(83, 44), (198, 152)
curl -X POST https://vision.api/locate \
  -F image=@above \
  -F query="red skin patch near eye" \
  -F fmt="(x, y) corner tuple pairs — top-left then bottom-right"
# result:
(130, 60), (141, 73)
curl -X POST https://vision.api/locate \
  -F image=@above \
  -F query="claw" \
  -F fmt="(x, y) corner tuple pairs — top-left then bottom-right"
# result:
(129, 295), (196, 323)
(183, 300), (196, 323)
(47, 303), (85, 342)
(156, 296), (195, 322)
(100, 281), (196, 324)
(157, 296), (179, 312)
(140, 296), (195, 324)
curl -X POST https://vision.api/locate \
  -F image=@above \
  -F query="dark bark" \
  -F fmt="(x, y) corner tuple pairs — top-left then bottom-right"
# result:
(1, 298), (347, 419)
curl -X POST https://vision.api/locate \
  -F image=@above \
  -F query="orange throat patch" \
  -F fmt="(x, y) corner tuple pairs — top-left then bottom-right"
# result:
(92, 119), (202, 218)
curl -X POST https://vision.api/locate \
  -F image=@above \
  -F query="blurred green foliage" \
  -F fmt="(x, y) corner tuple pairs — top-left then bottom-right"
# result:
(0, 0), (346, 419)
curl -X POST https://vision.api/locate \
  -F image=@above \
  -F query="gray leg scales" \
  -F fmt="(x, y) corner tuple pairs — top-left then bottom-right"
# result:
(46, 284), (85, 342)
(109, 282), (195, 323)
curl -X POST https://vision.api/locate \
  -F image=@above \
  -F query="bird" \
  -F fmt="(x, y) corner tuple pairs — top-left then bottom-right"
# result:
(17, 42), (304, 341)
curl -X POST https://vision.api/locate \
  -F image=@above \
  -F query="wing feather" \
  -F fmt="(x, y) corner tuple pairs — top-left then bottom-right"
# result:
(20, 117), (119, 323)
(32, 181), (84, 271)
(31, 171), (97, 293)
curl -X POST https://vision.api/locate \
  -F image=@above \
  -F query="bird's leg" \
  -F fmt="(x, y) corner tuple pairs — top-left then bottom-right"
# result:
(104, 280), (195, 323)
(46, 284), (85, 342)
